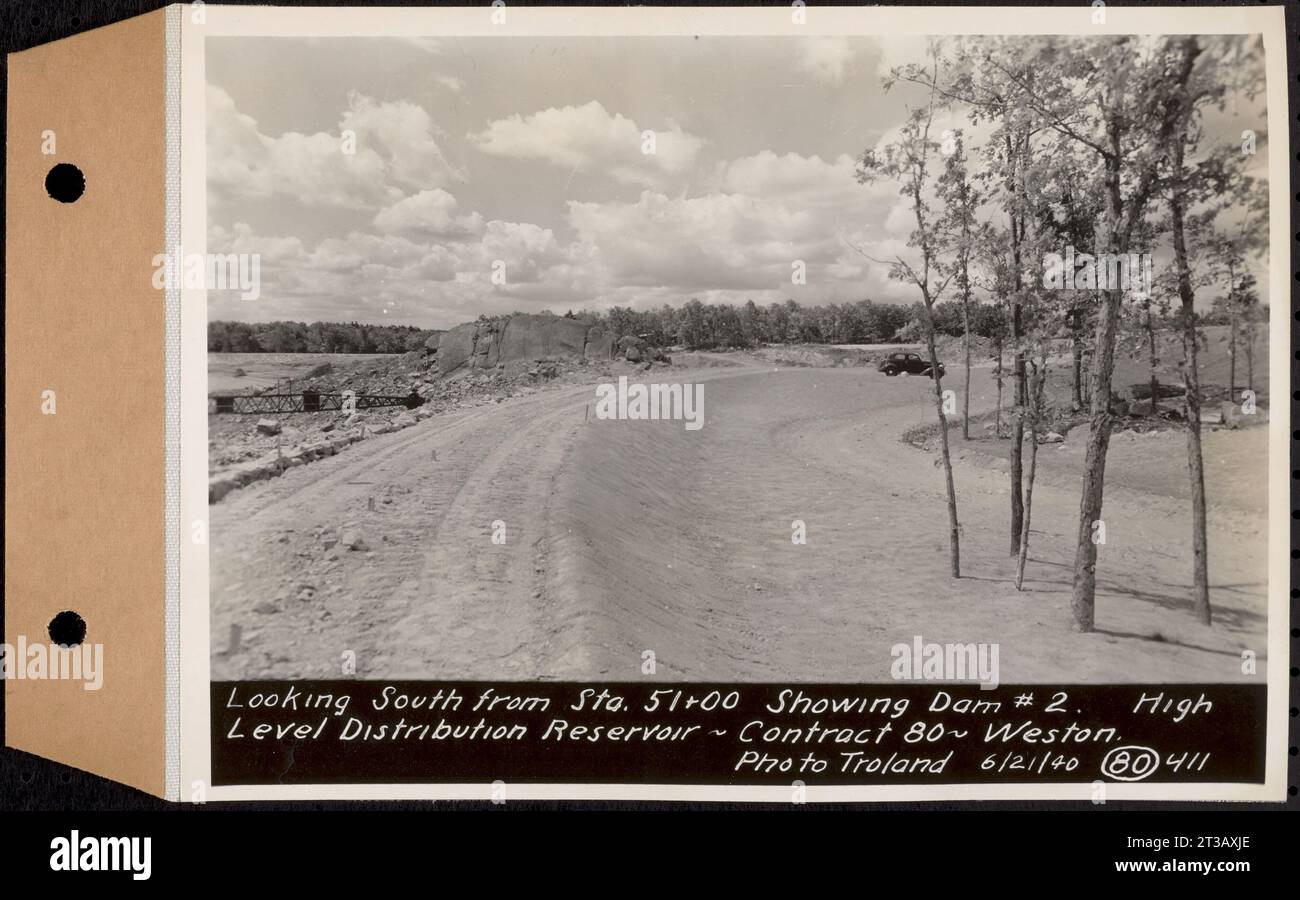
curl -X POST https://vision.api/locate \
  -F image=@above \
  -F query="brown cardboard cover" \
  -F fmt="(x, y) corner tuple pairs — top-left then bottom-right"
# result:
(5, 9), (168, 798)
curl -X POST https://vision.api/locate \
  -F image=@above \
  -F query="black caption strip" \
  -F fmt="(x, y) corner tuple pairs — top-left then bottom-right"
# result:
(211, 682), (1266, 786)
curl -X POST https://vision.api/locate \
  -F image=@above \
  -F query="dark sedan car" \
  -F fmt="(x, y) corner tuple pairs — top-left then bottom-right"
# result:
(877, 351), (945, 378)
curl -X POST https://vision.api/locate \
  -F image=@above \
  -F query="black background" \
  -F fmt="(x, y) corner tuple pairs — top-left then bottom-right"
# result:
(210, 681), (1268, 785)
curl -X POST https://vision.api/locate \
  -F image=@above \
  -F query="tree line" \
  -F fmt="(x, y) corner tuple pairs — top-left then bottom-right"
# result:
(560, 297), (1008, 349)
(208, 320), (438, 354)
(210, 298), (1011, 356)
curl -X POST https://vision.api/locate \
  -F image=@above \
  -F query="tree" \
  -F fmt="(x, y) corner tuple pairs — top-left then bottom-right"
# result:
(858, 52), (961, 578)
(996, 35), (1206, 631)
(936, 130), (983, 440)
(1206, 180), (1267, 401)
(1015, 353), (1049, 590)
(894, 38), (1047, 557)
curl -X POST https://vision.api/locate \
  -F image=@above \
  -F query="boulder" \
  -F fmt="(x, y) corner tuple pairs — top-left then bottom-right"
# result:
(584, 329), (617, 361)
(1220, 400), (1246, 430)
(497, 314), (588, 363)
(341, 530), (369, 552)
(436, 321), (481, 374)
(436, 314), (639, 374)
(437, 314), (626, 374)
(619, 335), (648, 362)
(256, 418), (282, 436)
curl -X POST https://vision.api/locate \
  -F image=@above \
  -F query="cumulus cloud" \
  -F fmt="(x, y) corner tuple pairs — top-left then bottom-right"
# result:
(713, 150), (874, 212)
(207, 86), (463, 209)
(471, 101), (703, 187)
(372, 189), (485, 239)
(206, 143), (933, 327)
(796, 37), (855, 85)
(563, 150), (902, 294)
(206, 204), (590, 326)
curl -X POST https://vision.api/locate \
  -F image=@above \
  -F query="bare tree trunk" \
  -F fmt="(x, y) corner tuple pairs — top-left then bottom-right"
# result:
(994, 340), (1004, 434)
(1179, 321), (1211, 624)
(1070, 140), (1126, 633)
(1070, 284), (1121, 632)
(1015, 437), (1038, 589)
(962, 300), (972, 440)
(1227, 265), (1238, 401)
(1145, 298), (1159, 415)
(1245, 333), (1255, 393)
(921, 305), (961, 578)
(1171, 201), (1211, 625)
(1006, 137), (1026, 557)
(1009, 291), (1025, 556)
(1015, 363), (1042, 590)
(1167, 91), (1211, 629)
(1071, 329), (1084, 411)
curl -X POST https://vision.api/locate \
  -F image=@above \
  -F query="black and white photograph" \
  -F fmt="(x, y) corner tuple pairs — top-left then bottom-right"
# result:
(3, 2), (1291, 822)
(204, 26), (1274, 691)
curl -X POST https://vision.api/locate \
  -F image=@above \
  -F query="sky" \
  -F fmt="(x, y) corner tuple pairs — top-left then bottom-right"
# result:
(206, 34), (1269, 329)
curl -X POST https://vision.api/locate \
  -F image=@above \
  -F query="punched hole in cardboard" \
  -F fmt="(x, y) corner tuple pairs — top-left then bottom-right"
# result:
(47, 610), (86, 648)
(44, 163), (84, 203)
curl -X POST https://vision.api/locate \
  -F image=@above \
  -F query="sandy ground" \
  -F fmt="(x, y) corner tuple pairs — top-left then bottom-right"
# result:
(209, 359), (1269, 683)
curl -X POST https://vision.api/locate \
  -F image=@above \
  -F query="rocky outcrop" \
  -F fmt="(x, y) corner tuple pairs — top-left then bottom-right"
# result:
(617, 334), (647, 362)
(436, 322), (481, 373)
(208, 409), (434, 503)
(436, 313), (618, 375)
(585, 328), (616, 360)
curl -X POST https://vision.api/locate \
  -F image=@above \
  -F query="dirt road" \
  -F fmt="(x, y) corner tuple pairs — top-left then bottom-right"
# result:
(210, 362), (1268, 683)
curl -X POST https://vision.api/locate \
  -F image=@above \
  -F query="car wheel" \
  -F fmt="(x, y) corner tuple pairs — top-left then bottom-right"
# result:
(883, 365), (898, 376)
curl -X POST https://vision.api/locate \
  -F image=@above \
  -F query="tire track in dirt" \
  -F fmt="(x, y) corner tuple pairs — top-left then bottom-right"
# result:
(210, 368), (757, 679)
(211, 361), (1267, 684)
(210, 386), (594, 679)
(555, 366), (1267, 683)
